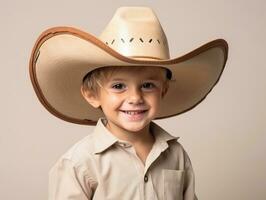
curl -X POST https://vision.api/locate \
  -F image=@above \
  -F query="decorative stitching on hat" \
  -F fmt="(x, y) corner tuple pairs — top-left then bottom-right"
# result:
(105, 38), (165, 46)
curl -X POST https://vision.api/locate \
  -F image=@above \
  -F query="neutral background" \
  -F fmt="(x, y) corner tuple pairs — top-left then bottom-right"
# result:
(1, 0), (265, 199)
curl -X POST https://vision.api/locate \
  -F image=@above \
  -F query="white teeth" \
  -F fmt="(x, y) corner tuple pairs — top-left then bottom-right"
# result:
(123, 111), (145, 115)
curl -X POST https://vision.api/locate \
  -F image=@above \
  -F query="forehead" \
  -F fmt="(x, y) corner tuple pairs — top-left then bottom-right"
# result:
(104, 66), (166, 80)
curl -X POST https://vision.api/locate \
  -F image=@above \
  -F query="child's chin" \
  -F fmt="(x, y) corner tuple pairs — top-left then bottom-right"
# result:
(121, 121), (149, 133)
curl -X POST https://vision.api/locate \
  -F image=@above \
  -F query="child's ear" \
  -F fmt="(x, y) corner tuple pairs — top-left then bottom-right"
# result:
(161, 81), (169, 98)
(80, 86), (101, 108)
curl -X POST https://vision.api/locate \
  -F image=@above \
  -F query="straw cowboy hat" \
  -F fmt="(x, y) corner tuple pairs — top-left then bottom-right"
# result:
(29, 6), (228, 125)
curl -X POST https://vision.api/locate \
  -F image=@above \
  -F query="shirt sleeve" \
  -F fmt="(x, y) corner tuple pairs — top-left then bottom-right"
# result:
(183, 150), (198, 200)
(48, 158), (93, 200)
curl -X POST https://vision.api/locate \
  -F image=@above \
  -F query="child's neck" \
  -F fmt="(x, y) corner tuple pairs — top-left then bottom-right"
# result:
(106, 121), (155, 164)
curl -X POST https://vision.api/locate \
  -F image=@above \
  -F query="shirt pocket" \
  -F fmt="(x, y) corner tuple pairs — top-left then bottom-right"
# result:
(163, 169), (185, 200)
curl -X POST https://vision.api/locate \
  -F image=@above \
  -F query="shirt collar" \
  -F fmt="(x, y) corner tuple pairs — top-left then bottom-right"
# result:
(92, 118), (118, 154)
(150, 121), (179, 143)
(92, 118), (179, 154)
(150, 121), (179, 152)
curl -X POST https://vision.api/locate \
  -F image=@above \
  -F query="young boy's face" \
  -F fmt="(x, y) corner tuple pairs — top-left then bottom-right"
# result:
(82, 66), (168, 134)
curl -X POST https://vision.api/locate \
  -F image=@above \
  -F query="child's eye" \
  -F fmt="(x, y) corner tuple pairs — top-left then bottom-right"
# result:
(142, 82), (156, 90)
(142, 82), (154, 88)
(111, 83), (126, 90)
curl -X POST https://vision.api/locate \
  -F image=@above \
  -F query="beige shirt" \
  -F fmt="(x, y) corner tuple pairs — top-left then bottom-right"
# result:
(49, 118), (198, 200)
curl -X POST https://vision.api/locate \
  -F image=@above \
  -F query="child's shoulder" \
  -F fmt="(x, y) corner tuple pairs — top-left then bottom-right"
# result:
(58, 133), (98, 166)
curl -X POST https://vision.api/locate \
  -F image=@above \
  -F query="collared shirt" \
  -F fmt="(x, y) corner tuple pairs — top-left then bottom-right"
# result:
(49, 118), (198, 200)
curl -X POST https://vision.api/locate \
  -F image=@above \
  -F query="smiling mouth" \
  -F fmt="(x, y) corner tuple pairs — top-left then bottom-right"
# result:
(120, 110), (148, 115)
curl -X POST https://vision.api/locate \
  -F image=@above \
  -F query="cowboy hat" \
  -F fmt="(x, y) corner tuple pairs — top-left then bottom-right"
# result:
(29, 6), (228, 125)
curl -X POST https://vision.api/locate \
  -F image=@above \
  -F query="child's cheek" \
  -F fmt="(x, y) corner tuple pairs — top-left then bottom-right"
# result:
(106, 94), (123, 106)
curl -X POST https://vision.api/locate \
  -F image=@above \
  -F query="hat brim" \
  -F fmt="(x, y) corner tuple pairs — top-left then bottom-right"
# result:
(29, 27), (228, 125)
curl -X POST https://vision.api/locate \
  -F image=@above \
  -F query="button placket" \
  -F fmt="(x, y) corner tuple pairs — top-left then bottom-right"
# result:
(143, 172), (159, 200)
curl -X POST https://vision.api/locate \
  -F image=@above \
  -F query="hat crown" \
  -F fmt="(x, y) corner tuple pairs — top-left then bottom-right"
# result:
(99, 7), (170, 60)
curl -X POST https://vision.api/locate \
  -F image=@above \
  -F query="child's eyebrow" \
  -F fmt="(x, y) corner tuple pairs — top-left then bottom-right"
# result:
(142, 75), (164, 81)
(145, 76), (162, 80)
(110, 77), (161, 82)
(109, 78), (126, 82)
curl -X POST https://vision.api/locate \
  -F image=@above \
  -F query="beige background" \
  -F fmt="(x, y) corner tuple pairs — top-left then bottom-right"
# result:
(1, 0), (266, 199)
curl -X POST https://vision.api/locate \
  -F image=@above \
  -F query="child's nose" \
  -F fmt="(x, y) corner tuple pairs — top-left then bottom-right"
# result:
(127, 88), (144, 104)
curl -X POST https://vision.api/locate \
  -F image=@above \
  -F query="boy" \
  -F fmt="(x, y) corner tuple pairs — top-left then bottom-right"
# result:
(29, 6), (228, 200)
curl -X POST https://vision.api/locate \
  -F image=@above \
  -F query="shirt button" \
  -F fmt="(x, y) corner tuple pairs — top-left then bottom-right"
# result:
(144, 175), (148, 182)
